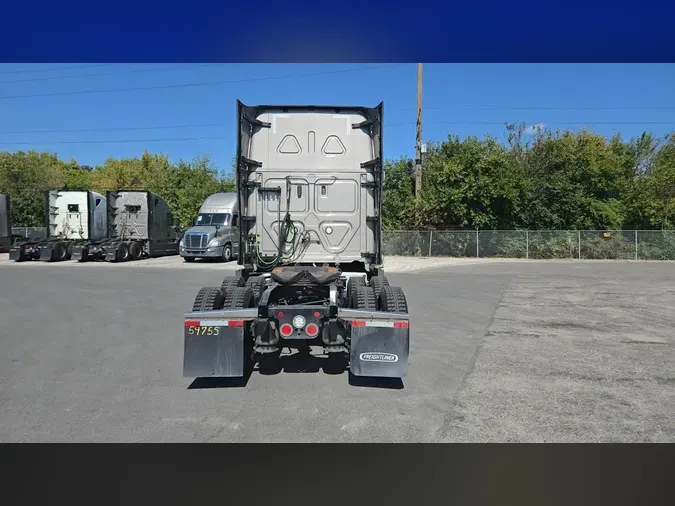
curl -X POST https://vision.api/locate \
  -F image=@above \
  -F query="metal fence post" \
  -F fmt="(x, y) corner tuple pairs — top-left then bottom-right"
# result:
(428, 230), (433, 257)
(578, 230), (581, 259)
(526, 230), (529, 259)
(476, 229), (479, 258)
(634, 230), (638, 260)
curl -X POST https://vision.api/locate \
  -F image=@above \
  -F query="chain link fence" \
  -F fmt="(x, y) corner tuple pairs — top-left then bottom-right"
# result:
(382, 230), (675, 260)
(11, 227), (47, 240)
(6, 227), (675, 260)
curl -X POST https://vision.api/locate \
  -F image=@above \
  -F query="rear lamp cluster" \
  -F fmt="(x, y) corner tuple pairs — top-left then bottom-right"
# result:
(278, 315), (321, 337)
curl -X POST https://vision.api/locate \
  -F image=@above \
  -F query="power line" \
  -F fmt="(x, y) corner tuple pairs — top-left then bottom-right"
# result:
(432, 120), (675, 125)
(0, 120), (671, 146)
(0, 64), (227, 85)
(0, 64), (113, 76)
(0, 122), (419, 145)
(1, 121), (673, 147)
(433, 106), (675, 111)
(0, 64), (405, 101)
(0, 123), (225, 135)
(392, 105), (675, 112)
(0, 136), (227, 146)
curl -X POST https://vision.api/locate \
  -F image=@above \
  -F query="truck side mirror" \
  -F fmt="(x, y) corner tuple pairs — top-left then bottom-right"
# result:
(190, 217), (196, 226)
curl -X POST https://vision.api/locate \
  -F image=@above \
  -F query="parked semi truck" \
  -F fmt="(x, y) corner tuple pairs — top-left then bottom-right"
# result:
(9, 190), (108, 261)
(71, 190), (180, 262)
(179, 192), (239, 262)
(183, 100), (410, 383)
(0, 194), (12, 253)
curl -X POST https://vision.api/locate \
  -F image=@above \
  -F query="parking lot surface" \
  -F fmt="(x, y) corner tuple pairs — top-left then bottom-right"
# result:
(0, 256), (673, 442)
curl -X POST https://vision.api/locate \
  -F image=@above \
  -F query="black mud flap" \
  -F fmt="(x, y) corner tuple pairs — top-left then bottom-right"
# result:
(8, 246), (25, 261)
(105, 247), (121, 262)
(71, 245), (86, 261)
(39, 245), (55, 261)
(183, 319), (248, 378)
(349, 321), (410, 378)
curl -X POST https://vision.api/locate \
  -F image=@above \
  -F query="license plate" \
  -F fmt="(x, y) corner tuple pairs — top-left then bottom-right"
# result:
(184, 319), (244, 336)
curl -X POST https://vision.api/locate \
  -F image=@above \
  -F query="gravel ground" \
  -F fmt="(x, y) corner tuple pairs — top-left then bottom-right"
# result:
(440, 261), (675, 443)
(0, 255), (672, 442)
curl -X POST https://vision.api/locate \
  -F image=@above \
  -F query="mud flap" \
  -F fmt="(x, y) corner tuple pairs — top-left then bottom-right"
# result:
(39, 244), (55, 261)
(183, 319), (248, 377)
(349, 322), (410, 378)
(8, 246), (24, 261)
(71, 245), (85, 261)
(105, 248), (119, 262)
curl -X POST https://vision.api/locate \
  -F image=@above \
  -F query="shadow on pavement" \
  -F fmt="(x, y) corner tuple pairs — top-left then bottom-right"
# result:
(188, 368), (252, 389)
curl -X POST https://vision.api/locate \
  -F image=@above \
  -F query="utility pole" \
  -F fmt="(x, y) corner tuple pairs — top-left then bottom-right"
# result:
(415, 63), (423, 198)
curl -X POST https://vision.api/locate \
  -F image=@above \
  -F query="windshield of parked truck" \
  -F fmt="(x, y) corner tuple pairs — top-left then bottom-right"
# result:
(196, 213), (230, 226)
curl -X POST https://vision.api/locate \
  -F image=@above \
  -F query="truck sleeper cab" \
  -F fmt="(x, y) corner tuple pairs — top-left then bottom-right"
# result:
(9, 190), (107, 262)
(71, 190), (180, 262)
(183, 101), (411, 384)
(180, 192), (239, 263)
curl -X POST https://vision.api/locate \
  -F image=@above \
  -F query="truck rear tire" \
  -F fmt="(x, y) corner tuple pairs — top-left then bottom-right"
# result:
(221, 275), (245, 295)
(192, 287), (225, 311)
(115, 243), (130, 262)
(369, 273), (390, 298)
(223, 286), (256, 374)
(54, 243), (68, 262)
(347, 276), (367, 307)
(351, 285), (378, 310)
(378, 286), (408, 313)
(129, 241), (143, 260)
(223, 286), (255, 309)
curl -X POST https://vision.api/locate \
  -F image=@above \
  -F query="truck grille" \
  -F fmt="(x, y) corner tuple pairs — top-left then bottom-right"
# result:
(186, 233), (207, 249)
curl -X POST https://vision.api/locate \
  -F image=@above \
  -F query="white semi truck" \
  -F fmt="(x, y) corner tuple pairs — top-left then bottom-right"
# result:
(9, 189), (180, 262)
(9, 190), (108, 261)
(71, 190), (181, 262)
(182, 101), (410, 383)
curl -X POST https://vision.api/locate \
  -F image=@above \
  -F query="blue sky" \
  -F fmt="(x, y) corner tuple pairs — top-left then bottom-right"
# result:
(0, 63), (674, 175)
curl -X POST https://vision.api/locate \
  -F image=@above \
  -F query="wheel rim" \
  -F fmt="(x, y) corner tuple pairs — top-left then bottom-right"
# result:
(223, 245), (231, 261)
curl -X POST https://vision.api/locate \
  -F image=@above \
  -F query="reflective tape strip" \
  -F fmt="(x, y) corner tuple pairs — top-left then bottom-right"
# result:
(184, 320), (244, 327)
(351, 320), (409, 328)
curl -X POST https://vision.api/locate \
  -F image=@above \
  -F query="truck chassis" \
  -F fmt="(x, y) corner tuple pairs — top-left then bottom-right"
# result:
(184, 266), (410, 381)
(71, 238), (179, 262)
(9, 237), (87, 262)
(9, 236), (179, 262)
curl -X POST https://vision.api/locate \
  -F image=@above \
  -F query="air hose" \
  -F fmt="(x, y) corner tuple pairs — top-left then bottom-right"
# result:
(254, 177), (299, 268)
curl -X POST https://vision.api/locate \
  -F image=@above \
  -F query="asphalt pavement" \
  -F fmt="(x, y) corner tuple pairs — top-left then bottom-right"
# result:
(0, 258), (672, 442)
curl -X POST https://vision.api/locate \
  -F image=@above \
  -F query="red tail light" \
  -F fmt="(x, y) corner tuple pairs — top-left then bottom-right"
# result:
(305, 323), (320, 337)
(279, 323), (294, 337)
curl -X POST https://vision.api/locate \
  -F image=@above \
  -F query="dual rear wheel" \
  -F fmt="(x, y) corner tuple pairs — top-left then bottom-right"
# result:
(112, 241), (143, 262)
(348, 273), (406, 312)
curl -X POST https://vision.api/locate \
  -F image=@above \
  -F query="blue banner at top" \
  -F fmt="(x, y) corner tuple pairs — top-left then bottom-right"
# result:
(1, 0), (674, 62)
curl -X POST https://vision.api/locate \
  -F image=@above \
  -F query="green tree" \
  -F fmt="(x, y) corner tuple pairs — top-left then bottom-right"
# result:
(0, 151), (64, 226)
